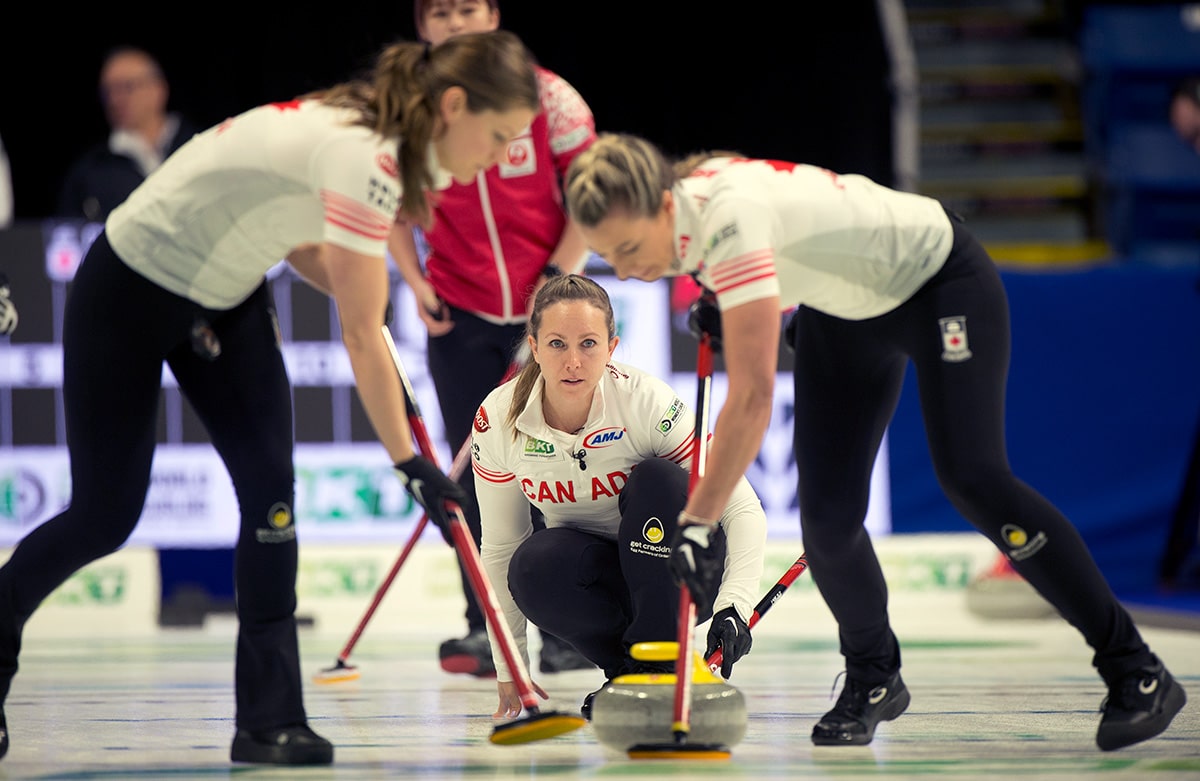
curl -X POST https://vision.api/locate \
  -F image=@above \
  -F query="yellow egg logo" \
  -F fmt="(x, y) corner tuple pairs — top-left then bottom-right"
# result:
(1002, 525), (1027, 547)
(643, 518), (665, 544)
(268, 502), (292, 530)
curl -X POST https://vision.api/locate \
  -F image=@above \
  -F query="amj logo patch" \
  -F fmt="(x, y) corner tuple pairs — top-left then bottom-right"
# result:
(584, 427), (625, 448)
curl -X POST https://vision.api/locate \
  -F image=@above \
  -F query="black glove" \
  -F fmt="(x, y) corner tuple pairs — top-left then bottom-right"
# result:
(705, 606), (752, 679)
(393, 455), (465, 545)
(686, 291), (721, 354)
(0, 273), (17, 336)
(668, 523), (723, 617)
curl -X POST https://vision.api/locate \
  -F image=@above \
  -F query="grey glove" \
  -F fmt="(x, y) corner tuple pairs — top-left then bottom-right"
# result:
(705, 606), (752, 678)
(0, 273), (17, 336)
(393, 455), (465, 545)
(668, 523), (723, 617)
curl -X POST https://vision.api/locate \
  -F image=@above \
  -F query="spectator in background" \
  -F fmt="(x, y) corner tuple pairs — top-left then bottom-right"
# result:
(1168, 76), (1200, 154)
(389, 0), (597, 678)
(56, 46), (200, 223)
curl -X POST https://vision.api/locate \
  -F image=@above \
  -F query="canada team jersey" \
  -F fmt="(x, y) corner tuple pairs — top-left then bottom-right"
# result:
(673, 157), (955, 320)
(106, 100), (422, 309)
(472, 361), (766, 680)
(422, 67), (596, 323)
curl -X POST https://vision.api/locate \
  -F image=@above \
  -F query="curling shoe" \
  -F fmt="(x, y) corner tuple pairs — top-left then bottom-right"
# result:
(230, 723), (333, 765)
(539, 634), (595, 674)
(438, 628), (496, 678)
(812, 671), (910, 746)
(1097, 660), (1186, 751)
(0, 707), (8, 759)
(580, 681), (609, 722)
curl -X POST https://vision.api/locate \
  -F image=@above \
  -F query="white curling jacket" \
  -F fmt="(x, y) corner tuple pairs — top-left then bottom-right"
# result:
(672, 156), (954, 319)
(471, 361), (767, 682)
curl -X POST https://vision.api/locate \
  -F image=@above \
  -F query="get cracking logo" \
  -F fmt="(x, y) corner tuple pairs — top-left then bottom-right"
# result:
(628, 516), (670, 559)
(257, 502), (297, 543)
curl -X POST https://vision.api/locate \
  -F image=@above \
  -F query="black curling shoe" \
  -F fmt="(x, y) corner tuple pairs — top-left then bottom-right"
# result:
(811, 671), (910, 746)
(230, 723), (333, 765)
(1097, 660), (1187, 751)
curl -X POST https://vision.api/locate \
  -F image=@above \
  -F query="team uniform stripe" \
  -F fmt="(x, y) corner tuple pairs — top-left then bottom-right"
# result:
(663, 439), (692, 465)
(710, 250), (776, 295)
(321, 189), (391, 240)
(473, 461), (515, 484)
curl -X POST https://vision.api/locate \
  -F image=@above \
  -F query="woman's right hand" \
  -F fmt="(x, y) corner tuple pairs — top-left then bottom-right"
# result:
(494, 679), (549, 719)
(413, 281), (453, 336)
(494, 681), (524, 719)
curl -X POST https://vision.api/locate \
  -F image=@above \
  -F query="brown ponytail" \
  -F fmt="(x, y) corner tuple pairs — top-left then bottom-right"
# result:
(303, 30), (539, 227)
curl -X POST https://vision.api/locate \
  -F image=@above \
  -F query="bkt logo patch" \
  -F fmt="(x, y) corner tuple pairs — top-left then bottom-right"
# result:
(584, 427), (625, 448)
(524, 437), (555, 455)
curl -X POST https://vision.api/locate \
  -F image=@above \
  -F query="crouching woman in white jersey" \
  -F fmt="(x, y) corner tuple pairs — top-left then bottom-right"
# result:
(471, 274), (766, 721)
(0, 31), (540, 767)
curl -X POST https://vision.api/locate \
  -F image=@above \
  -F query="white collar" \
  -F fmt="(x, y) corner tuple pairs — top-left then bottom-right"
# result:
(516, 373), (608, 440)
(426, 141), (454, 191)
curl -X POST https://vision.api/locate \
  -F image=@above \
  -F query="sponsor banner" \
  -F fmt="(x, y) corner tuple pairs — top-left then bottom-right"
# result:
(0, 376), (886, 546)
(0, 341), (431, 390)
(8, 546), (160, 638)
(0, 444), (439, 547)
(604, 278), (671, 379)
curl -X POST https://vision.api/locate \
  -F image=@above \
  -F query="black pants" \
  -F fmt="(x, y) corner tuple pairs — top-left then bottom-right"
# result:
(505, 458), (724, 679)
(789, 220), (1151, 686)
(0, 233), (306, 730)
(425, 307), (528, 633)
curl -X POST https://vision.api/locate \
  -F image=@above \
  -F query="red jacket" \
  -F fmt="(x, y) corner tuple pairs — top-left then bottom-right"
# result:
(422, 67), (596, 323)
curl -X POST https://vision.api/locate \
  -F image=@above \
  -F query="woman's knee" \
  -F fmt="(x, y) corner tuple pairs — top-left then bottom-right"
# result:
(798, 489), (870, 539)
(935, 461), (1012, 518)
(619, 458), (687, 516)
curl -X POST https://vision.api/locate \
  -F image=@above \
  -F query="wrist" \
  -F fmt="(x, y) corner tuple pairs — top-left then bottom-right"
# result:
(678, 510), (714, 527)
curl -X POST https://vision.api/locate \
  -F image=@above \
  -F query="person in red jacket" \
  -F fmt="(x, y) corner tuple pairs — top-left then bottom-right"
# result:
(389, 0), (597, 677)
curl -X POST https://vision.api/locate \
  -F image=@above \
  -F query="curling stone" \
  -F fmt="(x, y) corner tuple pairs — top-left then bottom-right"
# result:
(591, 642), (748, 752)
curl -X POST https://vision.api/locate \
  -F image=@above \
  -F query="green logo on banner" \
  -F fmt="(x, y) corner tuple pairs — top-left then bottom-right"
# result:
(298, 560), (381, 597)
(47, 567), (126, 605)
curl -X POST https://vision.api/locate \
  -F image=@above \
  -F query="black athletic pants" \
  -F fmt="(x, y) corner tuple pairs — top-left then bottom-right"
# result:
(504, 458), (724, 680)
(789, 219), (1153, 687)
(0, 233), (306, 730)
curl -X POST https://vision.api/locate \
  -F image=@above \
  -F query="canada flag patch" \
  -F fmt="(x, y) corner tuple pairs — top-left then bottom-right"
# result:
(474, 405), (491, 433)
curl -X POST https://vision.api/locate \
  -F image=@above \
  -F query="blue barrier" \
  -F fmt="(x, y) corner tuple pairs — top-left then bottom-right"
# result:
(887, 263), (1200, 595)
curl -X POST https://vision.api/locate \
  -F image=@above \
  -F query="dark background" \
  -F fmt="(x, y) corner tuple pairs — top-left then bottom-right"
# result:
(0, 2), (896, 220)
